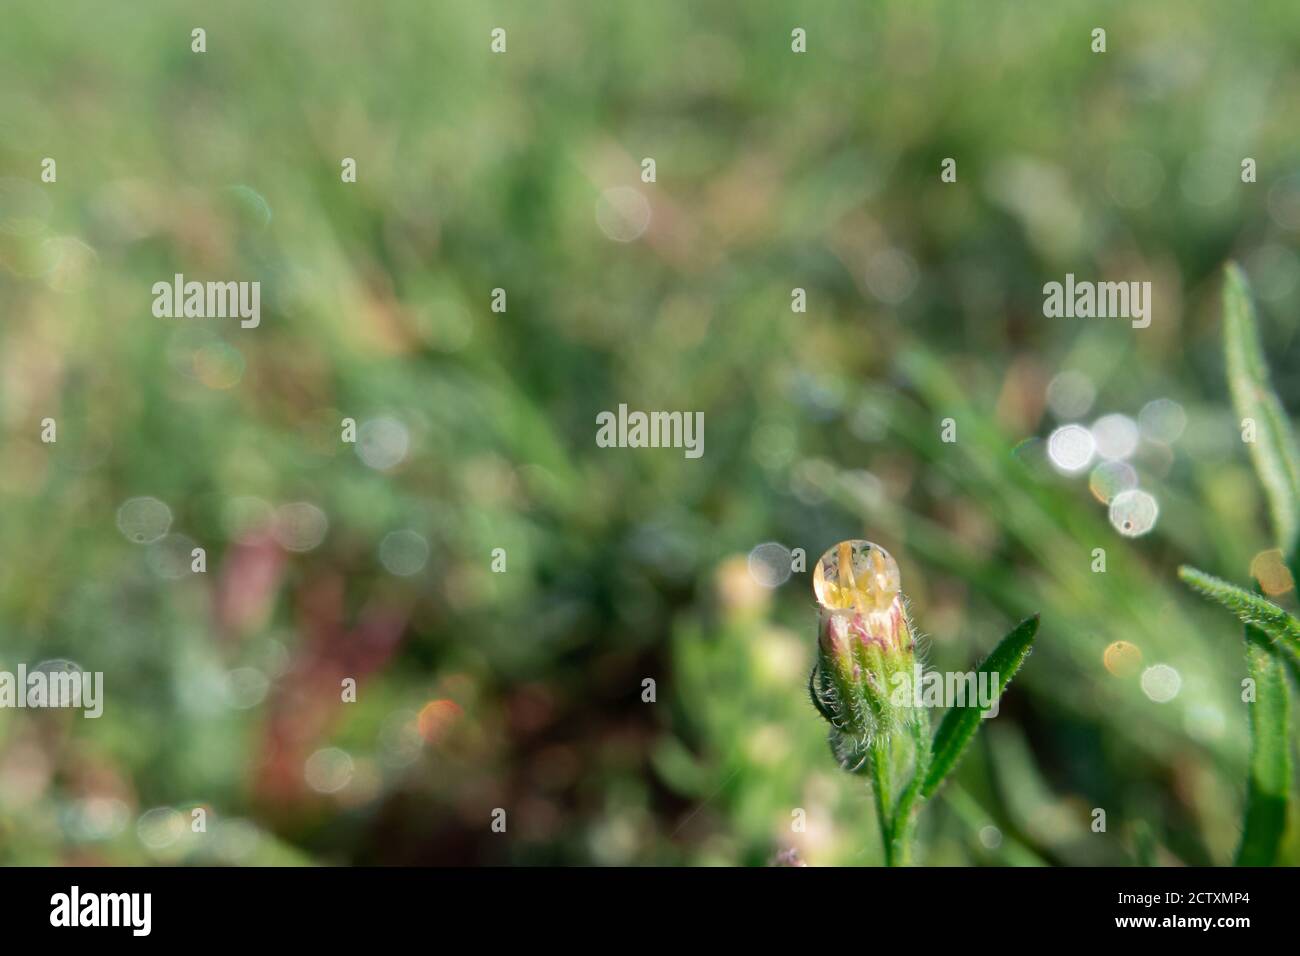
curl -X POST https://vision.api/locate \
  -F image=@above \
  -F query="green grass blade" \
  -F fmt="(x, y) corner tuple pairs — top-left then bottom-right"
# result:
(921, 615), (1039, 799)
(1132, 821), (1158, 867)
(1236, 623), (1292, 865)
(1178, 566), (1300, 664)
(1223, 262), (1300, 561)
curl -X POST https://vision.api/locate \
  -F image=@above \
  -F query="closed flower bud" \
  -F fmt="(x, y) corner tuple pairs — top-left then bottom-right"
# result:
(809, 540), (917, 767)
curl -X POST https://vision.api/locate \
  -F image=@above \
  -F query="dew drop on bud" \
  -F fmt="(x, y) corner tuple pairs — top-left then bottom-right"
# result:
(813, 540), (900, 612)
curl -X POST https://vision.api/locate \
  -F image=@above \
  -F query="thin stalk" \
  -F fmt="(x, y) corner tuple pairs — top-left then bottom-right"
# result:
(889, 714), (932, 865)
(869, 734), (895, 865)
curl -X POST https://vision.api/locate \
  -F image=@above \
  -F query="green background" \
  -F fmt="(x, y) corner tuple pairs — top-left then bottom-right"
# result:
(2, 0), (1299, 865)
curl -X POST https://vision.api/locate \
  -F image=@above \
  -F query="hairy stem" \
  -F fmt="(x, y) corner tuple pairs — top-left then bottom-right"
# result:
(869, 735), (895, 865)
(889, 714), (932, 865)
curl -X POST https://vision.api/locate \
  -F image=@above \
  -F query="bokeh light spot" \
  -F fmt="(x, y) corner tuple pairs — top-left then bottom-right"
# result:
(1089, 460), (1138, 504)
(379, 529), (430, 576)
(1250, 549), (1294, 596)
(1103, 640), (1142, 677)
(273, 502), (329, 552)
(1047, 424), (1095, 474)
(304, 747), (354, 794)
(117, 496), (173, 545)
(194, 342), (245, 389)
(224, 667), (270, 710)
(136, 806), (186, 850)
(1091, 414), (1139, 461)
(747, 542), (792, 588)
(417, 699), (463, 745)
(1109, 489), (1159, 537)
(1140, 664), (1181, 703)
(595, 187), (651, 242)
(1046, 370), (1096, 420)
(864, 248), (918, 304)
(1138, 397), (1186, 444)
(356, 416), (410, 471)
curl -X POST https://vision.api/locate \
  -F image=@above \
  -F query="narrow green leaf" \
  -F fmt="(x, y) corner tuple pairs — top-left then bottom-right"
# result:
(1132, 820), (1157, 868)
(1236, 622), (1292, 866)
(1223, 262), (1300, 561)
(1178, 565), (1300, 664)
(1219, 265), (1297, 866)
(921, 614), (1039, 799)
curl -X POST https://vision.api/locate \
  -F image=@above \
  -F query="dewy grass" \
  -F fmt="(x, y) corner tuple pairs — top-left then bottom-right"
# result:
(1179, 263), (1299, 866)
(808, 540), (1039, 865)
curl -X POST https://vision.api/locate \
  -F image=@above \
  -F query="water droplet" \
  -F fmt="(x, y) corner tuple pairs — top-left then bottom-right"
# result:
(813, 540), (899, 612)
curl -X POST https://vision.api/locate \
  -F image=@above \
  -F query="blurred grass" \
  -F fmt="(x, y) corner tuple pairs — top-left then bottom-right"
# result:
(2, 0), (1300, 864)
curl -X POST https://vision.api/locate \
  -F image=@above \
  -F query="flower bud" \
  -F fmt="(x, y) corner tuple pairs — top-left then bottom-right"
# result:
(809, 540), (917, 766)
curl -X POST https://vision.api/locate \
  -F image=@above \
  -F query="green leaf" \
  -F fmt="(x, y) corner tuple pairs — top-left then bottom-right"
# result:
(1132, 820), (1157, 868)
(1217, 266), (1297, 865)
(1223, 262), (1300, 561)
(1178, 566), (1300, 664)
(921, 614), (1039, 799)
(1237, 622), (1292, 866)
